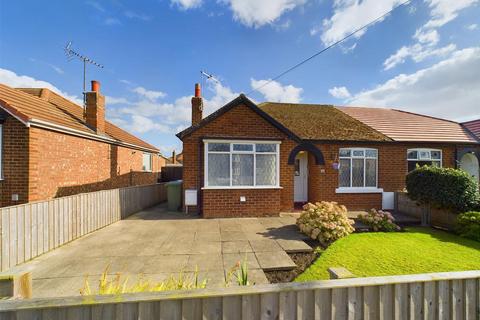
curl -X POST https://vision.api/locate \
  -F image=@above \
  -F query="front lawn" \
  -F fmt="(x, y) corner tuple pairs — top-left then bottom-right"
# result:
(295, 227), (480, 282)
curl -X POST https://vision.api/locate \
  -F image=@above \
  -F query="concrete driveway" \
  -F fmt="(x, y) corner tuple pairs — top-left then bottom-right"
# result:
(2, 204), (312, 298)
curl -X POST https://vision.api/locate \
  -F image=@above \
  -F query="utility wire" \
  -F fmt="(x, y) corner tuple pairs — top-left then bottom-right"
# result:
(247, 0), (412, 95)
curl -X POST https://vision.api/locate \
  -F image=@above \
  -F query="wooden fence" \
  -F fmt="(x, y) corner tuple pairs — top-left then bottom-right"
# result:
(0, 183), (167, 272)
(0, 270), (478, 319)
(395, 192), (458, 229)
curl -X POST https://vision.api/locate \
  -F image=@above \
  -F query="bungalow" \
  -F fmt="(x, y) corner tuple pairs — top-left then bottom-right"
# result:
(0, 81), (165, 207)
(177, 84), (480, 218)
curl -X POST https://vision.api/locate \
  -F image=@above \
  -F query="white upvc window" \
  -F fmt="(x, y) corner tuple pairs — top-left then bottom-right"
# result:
(337, 148), (379, 191)
(204, 140), (281, 189)
(407, 148), (442, 172)
(142, 153), (152, 172)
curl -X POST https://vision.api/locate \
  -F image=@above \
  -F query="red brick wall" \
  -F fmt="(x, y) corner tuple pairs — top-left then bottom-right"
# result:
(203, 189), (281, 218)
(28, 127), (163, 201)
(307, 142), (457, 210)
(0, 116), (30, 206)
(181, 103), (296, 217)
(181, 102), (464, 215)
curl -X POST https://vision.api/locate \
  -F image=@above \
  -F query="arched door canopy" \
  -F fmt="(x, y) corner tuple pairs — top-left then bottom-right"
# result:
(288, 143), (325, 165)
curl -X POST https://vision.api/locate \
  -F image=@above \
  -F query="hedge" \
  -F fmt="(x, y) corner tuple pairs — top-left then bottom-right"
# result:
(406, 166), (480, 212)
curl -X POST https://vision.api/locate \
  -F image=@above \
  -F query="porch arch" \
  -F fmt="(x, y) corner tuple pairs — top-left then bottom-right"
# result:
(288, 142), (325, 165)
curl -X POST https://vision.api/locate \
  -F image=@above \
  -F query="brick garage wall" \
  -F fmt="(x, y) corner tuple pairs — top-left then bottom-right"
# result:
(307, 142), (457, 210)
(182, 103), (296, 217)
(0, 116), (30, 207)
(27, 126), (162, 202)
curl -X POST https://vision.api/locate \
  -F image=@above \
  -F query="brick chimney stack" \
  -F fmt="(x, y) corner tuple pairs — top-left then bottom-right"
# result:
(172, 150), (177, 164)
(191, 83), (203, 126)
(85, 80), (105, 133)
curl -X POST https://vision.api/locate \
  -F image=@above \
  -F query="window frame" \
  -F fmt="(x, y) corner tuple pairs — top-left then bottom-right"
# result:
(336, 147), (382, 193)
(407, 148), (442, 171)
(203, 139), (281, 189)
(142, 152), (153, 172)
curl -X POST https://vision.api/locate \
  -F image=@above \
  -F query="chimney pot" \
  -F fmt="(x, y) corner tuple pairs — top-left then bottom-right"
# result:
(91, 80), (100, 92)
(194, 83), (201, 97)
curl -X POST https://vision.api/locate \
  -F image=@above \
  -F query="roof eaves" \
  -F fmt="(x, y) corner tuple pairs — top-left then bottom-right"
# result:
(29, 118), (160, 153)
(0, 98), (31, 126)
(176, 94), (302, 142)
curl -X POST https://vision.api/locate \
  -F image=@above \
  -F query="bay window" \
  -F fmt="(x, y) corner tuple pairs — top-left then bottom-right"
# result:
(205, 141), (280, 188)
(338, 148), (378, 189)
(407, 149), (442, 171)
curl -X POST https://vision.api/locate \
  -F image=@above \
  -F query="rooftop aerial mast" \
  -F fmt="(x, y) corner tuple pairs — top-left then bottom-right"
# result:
(64, 41), (104, 107)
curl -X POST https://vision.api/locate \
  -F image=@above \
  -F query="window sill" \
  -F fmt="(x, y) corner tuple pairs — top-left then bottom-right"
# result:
(335, 187), (384, 194)
(202, 186), (283, 190)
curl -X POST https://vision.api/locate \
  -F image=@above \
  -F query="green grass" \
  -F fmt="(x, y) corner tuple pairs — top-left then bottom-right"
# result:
(296, 227), (480, 282)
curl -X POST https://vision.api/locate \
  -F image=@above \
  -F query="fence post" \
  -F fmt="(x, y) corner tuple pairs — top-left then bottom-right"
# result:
(0, 272), (32, 299)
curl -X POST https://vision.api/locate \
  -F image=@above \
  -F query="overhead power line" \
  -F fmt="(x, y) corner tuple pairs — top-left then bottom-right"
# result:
(247, 0), (412, 95)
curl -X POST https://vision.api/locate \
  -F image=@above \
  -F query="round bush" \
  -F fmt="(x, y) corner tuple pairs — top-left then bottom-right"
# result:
(406, 166), (480, 212)
(358, 209), (400, 232)
(456, 211), (480, 242)
(296, 201), (355, 245)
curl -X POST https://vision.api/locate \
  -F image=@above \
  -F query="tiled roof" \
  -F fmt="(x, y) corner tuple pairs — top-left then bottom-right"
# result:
(462, 119), (480, 140)
(258, 102), (391, 141)
(339, 107), (478, 143)
(0, 84), (159, 151)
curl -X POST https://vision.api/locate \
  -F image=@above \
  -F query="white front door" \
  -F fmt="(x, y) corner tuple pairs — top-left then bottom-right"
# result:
(294, 152), (308, 202)
(460, 153), (479, 183)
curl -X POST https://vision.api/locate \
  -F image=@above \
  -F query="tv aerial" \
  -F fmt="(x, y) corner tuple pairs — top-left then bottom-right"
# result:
(64, 41), (104, 106)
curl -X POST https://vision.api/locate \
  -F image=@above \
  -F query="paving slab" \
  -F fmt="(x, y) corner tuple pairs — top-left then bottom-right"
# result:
(249, 239), (283, 252)
(255, 251), (297, 271)
(222, 241), (253, 253)
(185, 254), (224, 272)
(223, 252), (260, 270)
(276, 239), (313, 253)
(220, 231), (248, 241)
(0, 204), (314, 298)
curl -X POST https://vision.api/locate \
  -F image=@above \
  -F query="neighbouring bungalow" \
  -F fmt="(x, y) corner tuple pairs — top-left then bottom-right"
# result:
(177, 84), (480, 218)
(0, 81), (165, 207)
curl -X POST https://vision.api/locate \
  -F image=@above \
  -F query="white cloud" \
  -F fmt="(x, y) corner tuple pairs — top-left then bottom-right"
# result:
(467, 23), (478, 30)
(124, 10), (151, 21)
(0, 68), (82, 105)
(424, 0), (479, 28)
(329, 86), (351, 99)
(170, 0), (202, 10)
(413, 29), (439, 46)
(104, 17), (121, 25)
(106, 96), (131, 105)
(349, 47), (480, 121)
(109, 80), (238, 135)
(250, 79), (303, 102)
(132, 86), (166, 101)
(220, 0), (306, 28)
(85, 1), (105, 12)
(383, 43), (456, 70)
(320, 0), (404, 46)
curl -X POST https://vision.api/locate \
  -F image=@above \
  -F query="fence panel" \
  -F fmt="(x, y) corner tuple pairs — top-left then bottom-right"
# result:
(0, 183), (167, 272)
(0, 271), (478, 320)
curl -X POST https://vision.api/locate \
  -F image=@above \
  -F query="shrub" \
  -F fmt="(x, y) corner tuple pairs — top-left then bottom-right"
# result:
(358, 209), (400, 232)
(456, 211), (480, 242)
(297, 201), (355, 245)
(406, 166), (480, 212)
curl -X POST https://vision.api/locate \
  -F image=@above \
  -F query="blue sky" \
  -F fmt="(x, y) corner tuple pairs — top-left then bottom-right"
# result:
(1, 0), (479, 155)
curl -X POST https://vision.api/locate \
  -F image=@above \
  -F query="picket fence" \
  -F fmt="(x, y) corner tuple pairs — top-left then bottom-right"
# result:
(0, 183), (167, 272)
